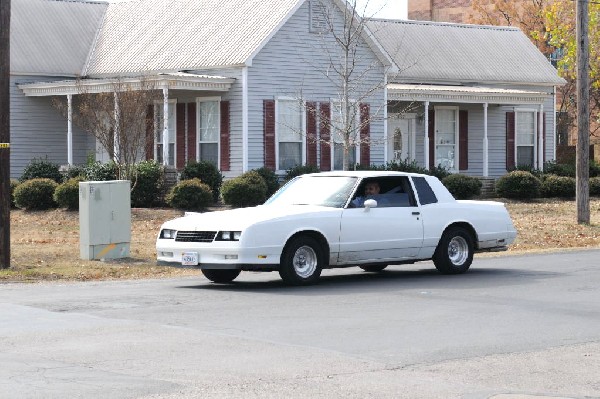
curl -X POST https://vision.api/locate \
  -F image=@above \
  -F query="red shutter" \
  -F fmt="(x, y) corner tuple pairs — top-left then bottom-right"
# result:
(428, 109), (435, 169)
(220, 101), (230, 171)
(176, 103), (186, 169)
(506, 112), (516, 170)
(542, 112), (546, 165)
(145, 105), (154, 160)
(187, 103), (196, 163)
(459, 110), (468, 171)
(319, 102), (331, 171)
(263, 100), (276, 170)
(306, 102), (318, 166)
(359, 103), (370, 166)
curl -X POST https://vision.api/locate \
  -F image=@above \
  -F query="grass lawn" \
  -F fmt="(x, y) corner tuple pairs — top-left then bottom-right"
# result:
(2, 199), (600, 282)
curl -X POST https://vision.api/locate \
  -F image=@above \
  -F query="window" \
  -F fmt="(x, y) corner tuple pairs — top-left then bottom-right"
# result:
(197, 98), (220, 165)
(516, 110), (536, 167)
(434, 107), (458, 170)
(332, 101), (357, 170)
(154, 101), (176, 166)
(412, 177), (438, 205)
(277, 99), (304, 170)
(309, 0), (328, 33)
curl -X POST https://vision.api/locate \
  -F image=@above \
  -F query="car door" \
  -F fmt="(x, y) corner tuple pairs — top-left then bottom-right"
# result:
(337, 178), (424, 264)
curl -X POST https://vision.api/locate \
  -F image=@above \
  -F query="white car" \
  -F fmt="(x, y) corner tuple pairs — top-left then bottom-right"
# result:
(156, 171), (517, 285)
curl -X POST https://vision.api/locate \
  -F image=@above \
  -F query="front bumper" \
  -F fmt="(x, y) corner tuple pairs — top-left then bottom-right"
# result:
(156, 239), (281, 269)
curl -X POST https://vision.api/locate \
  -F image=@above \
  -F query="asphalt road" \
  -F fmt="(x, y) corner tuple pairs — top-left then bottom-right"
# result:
(1, 250), (600, 399)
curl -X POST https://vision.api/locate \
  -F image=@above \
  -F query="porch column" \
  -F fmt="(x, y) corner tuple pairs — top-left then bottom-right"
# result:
(383, 75), (388, 162)
(162, 87), (169, 166)
(483, 102), (489, 177)
(67, 94), (73, 165)
(424, 101), (430, 170)
(538, 104), (544, 171)
(113, 93), (120, 163)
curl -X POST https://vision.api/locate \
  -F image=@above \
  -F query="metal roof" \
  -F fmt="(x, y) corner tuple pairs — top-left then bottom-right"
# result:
(11, 0), (108, 76)
(366, 19), (566, 86)
(84, 0), (302, 76)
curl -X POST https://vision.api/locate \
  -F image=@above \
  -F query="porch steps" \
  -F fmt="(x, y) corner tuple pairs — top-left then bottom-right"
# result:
(477, 177), (496, 198)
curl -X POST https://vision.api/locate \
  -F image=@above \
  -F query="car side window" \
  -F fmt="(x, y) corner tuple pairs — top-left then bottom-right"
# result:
(412, 177), (438, 205)
(349, 176), (417, 208)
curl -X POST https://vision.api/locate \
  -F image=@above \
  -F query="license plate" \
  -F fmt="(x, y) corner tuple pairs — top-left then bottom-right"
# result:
(182, 252), (199, 266)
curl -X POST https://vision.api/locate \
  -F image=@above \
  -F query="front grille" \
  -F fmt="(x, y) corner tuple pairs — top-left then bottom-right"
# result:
(175, 231), (217, 243)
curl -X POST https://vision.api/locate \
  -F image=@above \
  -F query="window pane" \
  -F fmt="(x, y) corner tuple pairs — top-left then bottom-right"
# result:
(334, 143), (356, 170)
(199, 101), (219, 142)
(200, 143), (218, 165)
(156, 144), (163, 163)
(435, 145), (455, 169)
(168, 143), (175, 166)
(517, 146), (534, 167)
(278, 100), (302, 142)
(412, 176), (438, 205)
(279, 142), (302, 170)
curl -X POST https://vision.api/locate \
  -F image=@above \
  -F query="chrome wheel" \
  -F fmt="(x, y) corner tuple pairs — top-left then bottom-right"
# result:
(292, 245), (318, 278)
(448, 236), (469, 266)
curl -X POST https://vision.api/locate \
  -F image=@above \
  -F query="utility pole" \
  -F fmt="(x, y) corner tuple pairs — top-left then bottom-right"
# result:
(576, 0), (590, 224)
(0, 0), (10, 269)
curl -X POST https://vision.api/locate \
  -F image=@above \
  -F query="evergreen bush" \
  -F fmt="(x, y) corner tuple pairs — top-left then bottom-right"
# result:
(540, 174), (576, 198)
(83, 161), (118, 181)
(131, 161), (164, 208)
(284, 164), (320, 181)
(10, 179), (19, 208)
(180, 161), (223, 202)
(253, 167), (280, 197)
(14, 178), (58, 210)
(442, 174), (482, 200)
(166, 178), (213, 211)
(221, 171), (268, 208)
(590, 177), (600, 196)
(495, 171), (540, 199)
(20, 158), (62, 183)
(54, 177), (83, 210)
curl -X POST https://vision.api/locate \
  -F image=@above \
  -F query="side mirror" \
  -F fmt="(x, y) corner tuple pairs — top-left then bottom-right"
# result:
(363, 199), (378, 211)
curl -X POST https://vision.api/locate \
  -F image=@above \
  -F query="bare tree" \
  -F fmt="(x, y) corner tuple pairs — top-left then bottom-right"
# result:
(54, 77), (161, 179)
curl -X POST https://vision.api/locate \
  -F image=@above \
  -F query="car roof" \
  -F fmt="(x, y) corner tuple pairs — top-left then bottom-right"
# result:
(301, 171), (431, 178)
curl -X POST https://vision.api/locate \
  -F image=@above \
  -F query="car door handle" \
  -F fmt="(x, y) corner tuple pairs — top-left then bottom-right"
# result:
(412, 212), (420, 216)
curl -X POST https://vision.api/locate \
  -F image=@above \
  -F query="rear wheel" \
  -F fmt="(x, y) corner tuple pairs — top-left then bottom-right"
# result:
(279, 236), (324, 285)
(201, 269), (241, 283)
(433, 227), (474, 274)
(359, 265), (387, 272)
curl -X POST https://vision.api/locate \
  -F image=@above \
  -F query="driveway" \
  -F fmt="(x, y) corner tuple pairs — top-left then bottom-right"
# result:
(1, 250), (599, 398)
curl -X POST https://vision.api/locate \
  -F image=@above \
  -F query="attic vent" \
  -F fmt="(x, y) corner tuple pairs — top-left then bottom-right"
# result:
(309, 1), (329, 33)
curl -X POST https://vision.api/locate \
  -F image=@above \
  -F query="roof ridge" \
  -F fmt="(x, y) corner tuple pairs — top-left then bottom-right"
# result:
(47, 0), (108, 4)
(366, 18), (520, 32)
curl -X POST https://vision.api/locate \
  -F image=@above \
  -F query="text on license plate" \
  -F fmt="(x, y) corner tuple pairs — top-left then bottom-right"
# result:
(182, 252), (199, 266)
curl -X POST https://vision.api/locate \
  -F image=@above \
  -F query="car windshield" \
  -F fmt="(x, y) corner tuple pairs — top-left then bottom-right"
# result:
(265, 176), (358, 208)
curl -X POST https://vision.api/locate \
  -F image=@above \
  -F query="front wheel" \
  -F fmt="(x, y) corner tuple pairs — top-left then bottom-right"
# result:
(201, 269), (241, 283)
(279, 236), (324, 285)
(432, 227), (474, 274)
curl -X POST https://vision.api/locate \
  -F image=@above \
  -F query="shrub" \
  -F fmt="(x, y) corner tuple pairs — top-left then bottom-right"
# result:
(166, 178), (213, 211)
(253, 167), (280, 197)
(284, 164), (320, 181)
(540, 174), (576, 198)
(442, 174), (482, 200)
(10, 179), (19, 208)
(20, 158), (62, 183)
(63, 164), (87, 180)
(495, 171), (540, 199)
(590, 177), (600, 196)
(590, 160), (600, 177)
(542, 161), (575, 178)
(383, 159), (427, 174)
(180, 161), (223, 202)
(131, 161), (164, 208)
(54, 177), (83, 210)
(13, 178), (58, 210)
(221, 171), (268, 208)
(429, 164), (452, 180)
(83, 161), (118, 181)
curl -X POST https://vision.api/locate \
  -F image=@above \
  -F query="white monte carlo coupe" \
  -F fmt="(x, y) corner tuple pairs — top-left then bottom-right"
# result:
(157, 171), (517, 285)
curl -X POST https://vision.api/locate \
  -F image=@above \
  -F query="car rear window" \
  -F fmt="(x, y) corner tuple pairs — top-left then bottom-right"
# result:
(412, 177), (438, 205)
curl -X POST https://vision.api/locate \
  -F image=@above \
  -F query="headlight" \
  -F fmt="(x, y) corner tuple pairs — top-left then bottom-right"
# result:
(160, 229), (177, 239)
(216, 231), (242, 241)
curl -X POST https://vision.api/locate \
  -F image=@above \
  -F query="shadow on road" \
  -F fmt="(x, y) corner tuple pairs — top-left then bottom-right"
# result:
(177, 265), (560, 295)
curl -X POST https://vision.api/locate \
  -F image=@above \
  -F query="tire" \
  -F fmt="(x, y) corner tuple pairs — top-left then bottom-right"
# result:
(279, 236), (324, 285)
(433, 226), (474, 274)
(201, 269), (241, 283)
(359, 265), (387, 272)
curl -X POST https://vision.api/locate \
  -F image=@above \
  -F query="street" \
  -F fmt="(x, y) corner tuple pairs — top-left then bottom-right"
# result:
(1, 250), (599, 399)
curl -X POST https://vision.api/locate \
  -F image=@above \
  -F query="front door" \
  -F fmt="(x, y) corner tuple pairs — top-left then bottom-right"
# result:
(388, 115), (415, 162)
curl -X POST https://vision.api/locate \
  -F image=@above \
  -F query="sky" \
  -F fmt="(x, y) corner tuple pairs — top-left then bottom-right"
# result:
(355, 0), (408, 19)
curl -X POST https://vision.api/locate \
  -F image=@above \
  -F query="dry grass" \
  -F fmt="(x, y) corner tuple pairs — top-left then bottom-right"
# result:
(1, 199), (600, 282)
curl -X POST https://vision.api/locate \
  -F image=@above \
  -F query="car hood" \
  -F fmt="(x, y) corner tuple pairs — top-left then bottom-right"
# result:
(160, 204), (341, 231)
